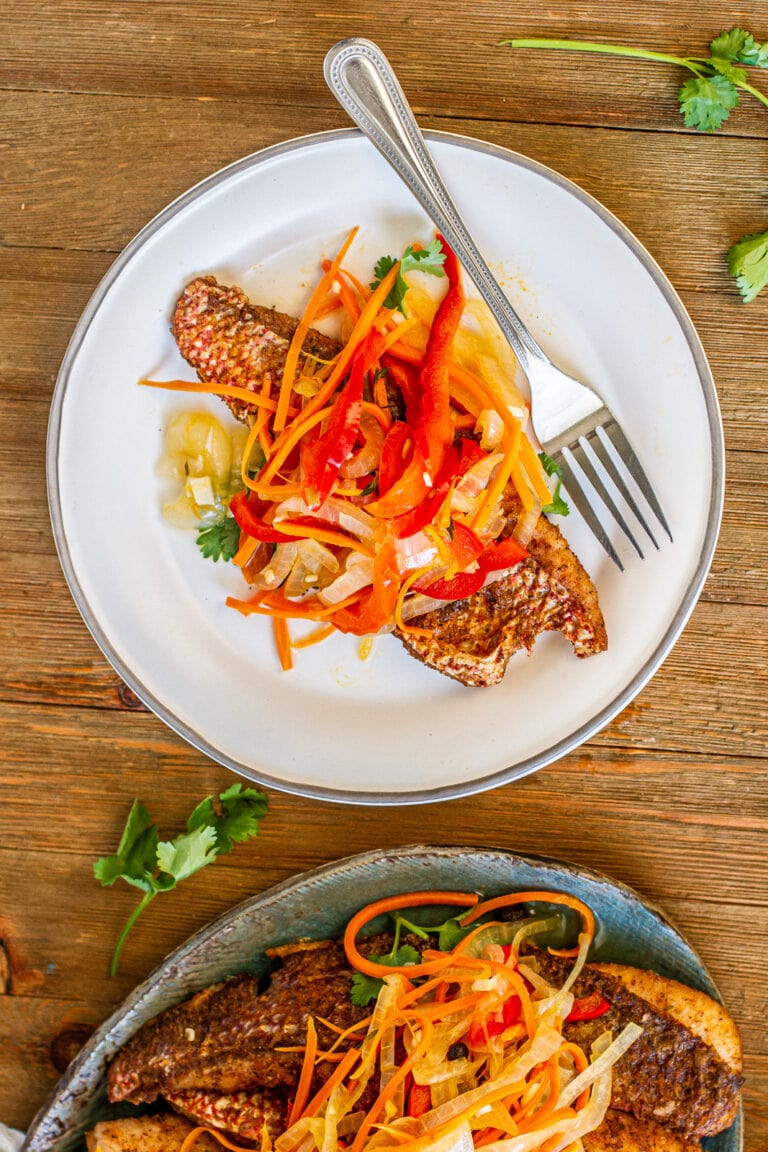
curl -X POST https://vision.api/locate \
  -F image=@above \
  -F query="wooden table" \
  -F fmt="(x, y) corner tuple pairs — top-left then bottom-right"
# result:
(2, 0), (767, 1145)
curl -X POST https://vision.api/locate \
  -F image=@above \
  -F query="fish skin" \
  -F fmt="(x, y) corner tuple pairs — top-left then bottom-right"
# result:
(165, 1085), (287, 1142)
(398, 507), (607, 686)
(171, 276), (341, 423)
(528, 951), (743, 1139)
(106, 940), (369, 1105)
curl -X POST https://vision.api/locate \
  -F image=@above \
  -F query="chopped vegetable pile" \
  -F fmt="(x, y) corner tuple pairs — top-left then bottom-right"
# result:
(150, 231), (564, 670)
(179, 888), (640, 1152)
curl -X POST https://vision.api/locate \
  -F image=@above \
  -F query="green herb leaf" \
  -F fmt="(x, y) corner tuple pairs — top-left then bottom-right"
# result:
(197, 515), (240, 562)
(727, 227), (768, 302)
(95, 787), (268, 975)
(349, 945), (422, 1006)
(93, 800), (159, 893)
(538, 452), (570, 516)
(156, 826), (219, 884)
(187, 782), (269, 854)
(710, 27), (768, 67)
(437, 917), (472, 951)
(371, 238), (446, 314)
(678, 74), (739, 131)
(708, 57), (748, 87)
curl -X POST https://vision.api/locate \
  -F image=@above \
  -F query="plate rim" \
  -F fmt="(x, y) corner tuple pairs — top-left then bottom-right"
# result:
(46, 127), (725, 806)
(22, 843), (742, 1152)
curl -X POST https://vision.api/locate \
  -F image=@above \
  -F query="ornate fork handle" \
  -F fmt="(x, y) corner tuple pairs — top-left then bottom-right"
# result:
(324, 37), (547, 374)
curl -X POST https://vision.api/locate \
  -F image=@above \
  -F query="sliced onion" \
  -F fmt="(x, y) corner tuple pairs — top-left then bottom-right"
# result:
(339, 411), (385, 479)
(450, 453), (503, 514)
(250, 542), (298, 591)
(274, 495), (378, 546)
(318, 553), (375, 606)
(394, 531), (439, 573)
(476, 409), (505, 452)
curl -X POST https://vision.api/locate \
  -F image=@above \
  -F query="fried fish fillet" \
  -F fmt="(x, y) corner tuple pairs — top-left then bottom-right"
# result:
(531, 952), (743, 1139)
(107, 940), (368, 1104)
(85, 1114), (221, 1152)
(171, 276), (341, 424)
(171, 275), (607, 686)
(582, 1109), (702, 1152)
(398, 508), (607, 686)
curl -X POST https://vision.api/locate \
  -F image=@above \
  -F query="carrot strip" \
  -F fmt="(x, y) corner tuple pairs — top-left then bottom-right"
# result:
(273, 617), (293, 671)
(179, 1126), (252, 1152)
(287, 1015), (318, 1125)
(298, 1046), (358, 1120)
(139, 378), (279, 410)
(274, 226), (358, 433)
(273, 520), (375, 557)
(260, 262), (402, 486)
(343, 891), (480, 978)
(290, 622), (336, 649)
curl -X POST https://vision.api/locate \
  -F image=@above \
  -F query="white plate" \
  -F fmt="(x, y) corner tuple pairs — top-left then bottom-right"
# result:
(47, 129), (723, 804)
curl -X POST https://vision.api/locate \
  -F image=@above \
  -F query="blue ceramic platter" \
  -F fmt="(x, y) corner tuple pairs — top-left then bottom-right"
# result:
(23, 846), (742, 1152)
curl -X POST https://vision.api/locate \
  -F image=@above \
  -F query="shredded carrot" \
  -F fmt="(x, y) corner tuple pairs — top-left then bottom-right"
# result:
(298, 1046), (358, 1120)
(290, 622), (337, 649)
(178, 1125), (253, 1152)
(343, 890), (480, 978)
(459, 890), (596, 953)
(287, 1015), (318, 1125)
(273, 617), (293, 671)
(274, 226), (358, 433)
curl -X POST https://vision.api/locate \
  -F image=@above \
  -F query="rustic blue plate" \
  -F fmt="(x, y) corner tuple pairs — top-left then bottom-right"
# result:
(23, 846), (742, 1151)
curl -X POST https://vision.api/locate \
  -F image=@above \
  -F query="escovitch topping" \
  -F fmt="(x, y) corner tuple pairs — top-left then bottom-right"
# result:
(147, 229), (567, 671)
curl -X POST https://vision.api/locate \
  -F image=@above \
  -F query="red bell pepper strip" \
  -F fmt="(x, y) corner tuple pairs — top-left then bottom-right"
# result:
(387, 443), (462, 538)
(413, 238), (464, 481)
(467, 995), (522, 1048)
(302, 331), (386, 508)
(416, 531), (527, 601)
(566, 993), (611, 1022)
(478, 536), (528, 573)
(407, 1083), (433, 1118)
(230, 490), (302, 543)
(378, 421), (413, 496)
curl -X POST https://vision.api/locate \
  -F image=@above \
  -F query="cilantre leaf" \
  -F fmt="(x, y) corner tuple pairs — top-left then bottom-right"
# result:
(371, 238), (446, 313)
(94, 783), (268, 975)
(679, 74), (740, 131)
(197, 515), (240, 562)
(538, 452), (570, 517)
(710, 28), (768, 68)
(350, 945), (422, 1006)
(727, 228), (768, 303)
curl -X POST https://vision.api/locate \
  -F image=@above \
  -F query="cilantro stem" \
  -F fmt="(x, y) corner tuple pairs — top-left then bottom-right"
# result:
(737, 79), (768, 108)
(502, 38), (705, 75)
(109, 890), (156, 977)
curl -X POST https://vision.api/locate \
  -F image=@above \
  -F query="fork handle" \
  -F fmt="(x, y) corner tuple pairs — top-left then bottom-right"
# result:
(324, 38), (546, 375)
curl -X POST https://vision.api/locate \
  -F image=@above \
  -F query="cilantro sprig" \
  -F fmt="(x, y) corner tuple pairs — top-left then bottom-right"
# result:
(350, 911), (473, 1006)
(196, 514), (240, 562)
(371, 238), (446, 314)
(502, 28), (768, 301)
(501, 28), (768, 131)
(538, 452), (569, 517)
(94, 784), (268, 975)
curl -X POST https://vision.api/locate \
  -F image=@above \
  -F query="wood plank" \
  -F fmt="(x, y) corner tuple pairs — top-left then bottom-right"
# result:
(2, 1), (768, 140)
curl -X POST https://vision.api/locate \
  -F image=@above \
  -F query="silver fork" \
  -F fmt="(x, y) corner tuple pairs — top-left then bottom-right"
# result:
(324, 38), (672, 569)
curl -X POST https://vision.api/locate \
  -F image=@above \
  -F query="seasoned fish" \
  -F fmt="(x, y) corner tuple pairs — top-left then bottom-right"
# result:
(398, 508), (607, 686)
(166, 1086), (286, 1142)
(85, 1114), (221, 1152)
(171, 276), (341, 423)
(582, 1109), (702, 1152)
(531, 952), (743, 1139)
(107, 940), (368, 1104)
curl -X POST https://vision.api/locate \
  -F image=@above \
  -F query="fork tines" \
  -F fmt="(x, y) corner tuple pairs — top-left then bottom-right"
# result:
(555, 419), (672, 570)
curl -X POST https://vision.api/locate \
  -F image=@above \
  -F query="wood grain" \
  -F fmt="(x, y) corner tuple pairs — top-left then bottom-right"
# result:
(2, 0), (767, 1146)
